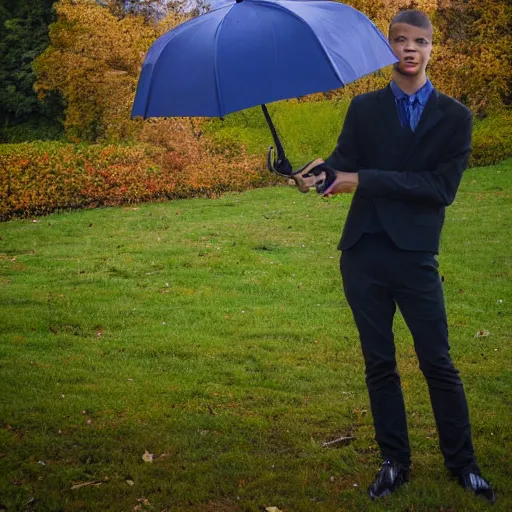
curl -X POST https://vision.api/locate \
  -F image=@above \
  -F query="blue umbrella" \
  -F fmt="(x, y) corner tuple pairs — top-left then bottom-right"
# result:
(132, 0), (397, 188)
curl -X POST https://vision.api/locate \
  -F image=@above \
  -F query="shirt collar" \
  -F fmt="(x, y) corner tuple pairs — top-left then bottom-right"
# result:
(390, 79), (433, 106)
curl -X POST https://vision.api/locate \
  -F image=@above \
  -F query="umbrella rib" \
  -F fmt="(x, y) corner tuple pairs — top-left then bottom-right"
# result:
(252, 0), (345, 86)
(246, 2), (278, 70)
(213, 17), (227, 117)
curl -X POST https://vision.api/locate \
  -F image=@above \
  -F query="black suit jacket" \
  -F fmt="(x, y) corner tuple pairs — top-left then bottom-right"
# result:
(325, 84), (472, 253)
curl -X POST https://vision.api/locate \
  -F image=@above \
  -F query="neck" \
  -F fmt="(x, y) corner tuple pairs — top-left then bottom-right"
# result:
(392, 70), (427, 95)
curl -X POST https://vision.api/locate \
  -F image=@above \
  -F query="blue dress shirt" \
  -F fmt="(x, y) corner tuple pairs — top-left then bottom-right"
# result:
(390, 79), (434, 132)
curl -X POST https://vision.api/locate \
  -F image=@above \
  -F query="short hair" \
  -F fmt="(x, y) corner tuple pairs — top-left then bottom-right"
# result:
(389, 9), (433, 37)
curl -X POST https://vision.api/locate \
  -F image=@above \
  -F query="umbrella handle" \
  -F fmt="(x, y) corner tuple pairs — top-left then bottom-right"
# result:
(267, 147), (337, 194)
(301, 161), (338, 194)
(266, 145), (293, 176)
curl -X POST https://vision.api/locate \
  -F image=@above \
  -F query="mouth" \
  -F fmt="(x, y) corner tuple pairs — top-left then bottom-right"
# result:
(403, 57), (418, 67)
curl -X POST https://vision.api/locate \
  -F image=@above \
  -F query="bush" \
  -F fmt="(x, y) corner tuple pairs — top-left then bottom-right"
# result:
(0, 118), (64, 144)
(1, 106), (509, 221)
(470, 110), (512, 167)
(0, 141), (276, 221)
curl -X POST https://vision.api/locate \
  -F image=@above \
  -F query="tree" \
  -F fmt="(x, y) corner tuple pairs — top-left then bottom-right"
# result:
(33, 0), (208, 142)
(330, 0), (512, 114)
(33, 0), (510, 144)
(0, 0), (63, 137)
(99, 0), (209, 21)
(34, 0), (161, 141)
(431, 0), (512, 114)
(100, 0), (168, 20)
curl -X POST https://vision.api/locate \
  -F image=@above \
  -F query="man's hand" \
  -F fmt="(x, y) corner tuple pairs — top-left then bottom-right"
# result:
(322, 171), (359, 197)
(291, 158), (326, 193)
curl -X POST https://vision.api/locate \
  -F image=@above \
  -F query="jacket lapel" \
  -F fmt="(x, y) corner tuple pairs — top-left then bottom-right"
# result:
(379, 85), (403, 135)
(400, 89), (445, 168)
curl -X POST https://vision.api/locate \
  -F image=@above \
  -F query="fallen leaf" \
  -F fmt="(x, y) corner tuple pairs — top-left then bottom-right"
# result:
(133, 498), (152, 510)
(70, 478), (107, 490)
(142, 450), (154, 463)
(265, 508), (283, 512)
(322, 436), (355, 447)
(126, 479), (135, 486)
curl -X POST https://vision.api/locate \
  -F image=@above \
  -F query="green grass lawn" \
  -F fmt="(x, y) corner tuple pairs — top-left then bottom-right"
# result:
(1, 160), (511, 512)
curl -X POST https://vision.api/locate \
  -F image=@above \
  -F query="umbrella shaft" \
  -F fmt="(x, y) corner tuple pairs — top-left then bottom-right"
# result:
(261, 104), (286, 162)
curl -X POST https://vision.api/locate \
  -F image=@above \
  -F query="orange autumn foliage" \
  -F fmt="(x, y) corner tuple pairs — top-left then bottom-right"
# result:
(34, 0), (158, 142)
(0, 141), (275, 220)
(36, 0), (511, 146)
(325, 0), (512, 116)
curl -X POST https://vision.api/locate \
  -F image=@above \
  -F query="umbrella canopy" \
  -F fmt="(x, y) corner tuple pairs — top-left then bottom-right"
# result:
(131, 0), (397, 119)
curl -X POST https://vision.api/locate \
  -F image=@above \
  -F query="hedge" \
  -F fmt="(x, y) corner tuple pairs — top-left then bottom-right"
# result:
(0, 108), (510, 220)
(470, 110), (512, 167)
(0, 142), (276, 221)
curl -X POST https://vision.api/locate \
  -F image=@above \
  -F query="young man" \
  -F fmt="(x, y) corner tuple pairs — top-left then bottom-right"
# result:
(305, 9), (495, 502)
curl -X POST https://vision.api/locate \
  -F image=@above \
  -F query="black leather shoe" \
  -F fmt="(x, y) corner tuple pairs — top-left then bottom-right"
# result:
(368, 460), (409, 499)
(457, 467), (496, 504)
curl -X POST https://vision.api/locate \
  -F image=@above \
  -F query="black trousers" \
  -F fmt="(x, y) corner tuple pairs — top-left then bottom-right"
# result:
(341, 233), (475, 473)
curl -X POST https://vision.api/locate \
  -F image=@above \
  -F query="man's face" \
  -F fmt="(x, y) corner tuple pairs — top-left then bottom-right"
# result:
(389, 22), (432, 77)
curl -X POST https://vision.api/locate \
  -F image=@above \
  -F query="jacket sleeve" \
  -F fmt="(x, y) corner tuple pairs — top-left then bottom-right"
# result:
(324, 99), (360, 173)
(357, 111), (473, 206)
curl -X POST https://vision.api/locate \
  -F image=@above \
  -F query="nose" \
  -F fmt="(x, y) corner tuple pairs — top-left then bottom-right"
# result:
(404, 39), (419, 52)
